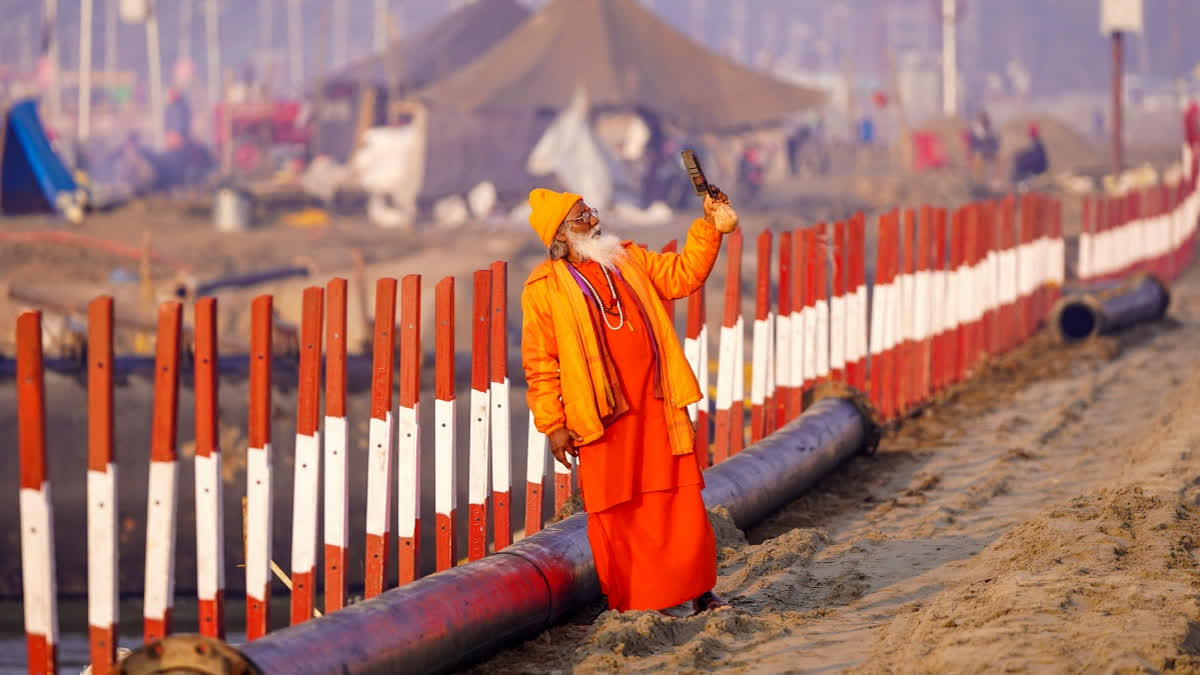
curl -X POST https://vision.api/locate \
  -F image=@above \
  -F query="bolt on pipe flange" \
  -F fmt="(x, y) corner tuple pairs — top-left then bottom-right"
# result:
(112, 634), (261, 675)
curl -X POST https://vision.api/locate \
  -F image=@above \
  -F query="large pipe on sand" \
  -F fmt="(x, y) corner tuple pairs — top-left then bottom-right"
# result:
(117, 392), (878, 675)
(1051, 274), (1170, 344)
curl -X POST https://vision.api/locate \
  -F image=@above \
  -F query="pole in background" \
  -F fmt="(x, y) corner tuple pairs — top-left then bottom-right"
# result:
(79, 0), (94, 141)
(288, 0), (303, 92)
(1101, 0), (1143, 175)
(940, 0), (957, 117)
(1112, 30), (1123, 174)
(105, 0), (117, 75)
(205, 0), (220, 114)
(146, 1), (165, 149)
(44, 0), (60, 132)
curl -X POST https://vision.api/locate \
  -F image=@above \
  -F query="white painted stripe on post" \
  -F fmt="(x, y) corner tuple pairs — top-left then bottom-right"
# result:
(365, 413), (394, 537)
(20, 484), (58, 642)
(684, 335), (702, 419)
(468, 387), (491, 507)
(869, 282), (889, 356)
(1078, 232), (1093, 280)
(323, 416), (348, 548)
(900, 272), (915, 343)
(773, 315), (791, 390)
(984, 251), (998, 317)
(764, 313), (776, 400)
(715, 324), (737, 411)
(396, 403), (420, 539)
(930, 271), (946, 335)
(971, 262), (987, 322)
(999, 249), (1017, 305)
(829, 295), (845, 371)
(291, 432), (321, 573)
(788, 309), (804, 391)
(491, 378), (511, 496)
(246, 444), (272, 602)
(525, 410), (546, 485)
(88, 465), (117, 628)
(854, 286), (869, 364)
(751, 317), (770, 406)
(955, 266), (972, 327)
(914, 271), (931, 342)
(195, 453), (225, 599)
(435, 398), (457, 518)
(814, 300), (829, 378)
(733, 316), (745, 408)
(144, 460), (179, 619)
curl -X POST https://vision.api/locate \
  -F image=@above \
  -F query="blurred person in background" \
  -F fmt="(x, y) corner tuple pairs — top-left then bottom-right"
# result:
(1011, 123), (1048, 185)
(967, 110), (1000, 184)
(521, 185), (738, 616)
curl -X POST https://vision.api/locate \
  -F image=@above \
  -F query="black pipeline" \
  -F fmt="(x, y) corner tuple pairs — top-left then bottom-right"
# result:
(118, 394), (877, 675)
(1051, 274), (1170, 343)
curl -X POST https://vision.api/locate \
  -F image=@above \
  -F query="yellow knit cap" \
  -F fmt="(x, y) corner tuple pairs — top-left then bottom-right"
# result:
(528, 188), (582, 247)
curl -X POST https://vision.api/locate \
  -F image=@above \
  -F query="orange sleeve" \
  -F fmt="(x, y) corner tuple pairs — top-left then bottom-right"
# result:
(626, 218), (724, 301)
(520, 280), (566, 435)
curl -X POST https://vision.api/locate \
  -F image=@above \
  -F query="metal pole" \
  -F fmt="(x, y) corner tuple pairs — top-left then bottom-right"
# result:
(1112, 30), (1124, 174)
(205, 0), (219, 112)
(44, 0), (60, 131)
(374, 0), (388, 53)
(288, 0), (303, 91)
(941, 0), (957, 117)
(146, 2), (165, 149)
(104, 0), (117, 75)
(78, 0), (93, 141)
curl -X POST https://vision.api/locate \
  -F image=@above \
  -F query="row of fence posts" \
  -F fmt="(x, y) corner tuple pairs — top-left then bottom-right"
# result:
(15, 174), (1200, 673)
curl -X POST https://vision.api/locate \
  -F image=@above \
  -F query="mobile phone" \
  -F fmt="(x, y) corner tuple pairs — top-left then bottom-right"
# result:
(681, 149), (711, 197)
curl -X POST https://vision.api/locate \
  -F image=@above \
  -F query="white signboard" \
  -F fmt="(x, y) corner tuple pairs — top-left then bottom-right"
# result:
(1100, 0), (1143, 35)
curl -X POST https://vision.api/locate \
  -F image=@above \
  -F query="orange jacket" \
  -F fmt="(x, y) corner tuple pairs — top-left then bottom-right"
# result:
(521, 218), (724, 456)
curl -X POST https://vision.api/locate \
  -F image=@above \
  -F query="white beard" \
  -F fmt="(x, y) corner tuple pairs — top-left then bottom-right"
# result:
(566, 227), (626, 269)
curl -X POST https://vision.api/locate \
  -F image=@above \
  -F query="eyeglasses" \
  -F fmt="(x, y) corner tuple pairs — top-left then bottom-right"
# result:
(565, 207), (599, 224)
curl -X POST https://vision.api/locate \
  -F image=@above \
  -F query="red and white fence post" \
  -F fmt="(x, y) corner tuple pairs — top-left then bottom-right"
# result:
(246, 295), (274, 641)
(685, 277), (710, 468)
(774, 231), (792, 427)
(870, 213), (897, 420)
(397, 275), (422, 581)
(914, 207), (934, 405)
(489, 262), (512, 551)
(365, 279), (397, 598)
(435, 277), (458, 571)
(524, 413), (548, 537)
(324, 279), (349, 611)
(949, 207), (968, 384)
(88, 297), (119, 667)
(899, 210), (916, 414)
(469, 270), (492, 561)
(847, 214), (869, 391)
(790, 226), (806, 419)
(829, 221), (847, 383)
(145, 302), (182, 643)
(931, 208), (949, 393)
(193, 297), (225, 639)
(290, 287), (324, 625)
(807, 225), (829, 398)
(18, 311), (58, 674)
(714, 229), (743, 464)
(751, 230), (773, 443)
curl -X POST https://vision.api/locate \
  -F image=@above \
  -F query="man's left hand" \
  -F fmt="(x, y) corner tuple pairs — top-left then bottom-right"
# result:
(703, 186), (738, 233)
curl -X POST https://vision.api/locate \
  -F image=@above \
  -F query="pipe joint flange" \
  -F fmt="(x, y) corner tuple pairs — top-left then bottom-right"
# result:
(115, 634), (261, 675)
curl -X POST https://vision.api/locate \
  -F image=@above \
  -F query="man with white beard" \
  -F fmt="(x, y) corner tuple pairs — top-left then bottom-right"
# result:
(521, 186), (737, 614)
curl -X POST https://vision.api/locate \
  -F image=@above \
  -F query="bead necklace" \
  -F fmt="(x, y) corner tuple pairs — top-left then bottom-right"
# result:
(573, 262), (625, 331)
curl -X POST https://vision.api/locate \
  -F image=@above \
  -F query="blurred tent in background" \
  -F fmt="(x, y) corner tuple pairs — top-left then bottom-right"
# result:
(324, 0), (530, 93)
(418, 0), (828, 132)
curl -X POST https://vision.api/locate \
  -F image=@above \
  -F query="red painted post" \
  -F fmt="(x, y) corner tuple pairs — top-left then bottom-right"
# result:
(87, 297), (118, 667)
(290, 287), (324, 626)
(847, 214), (869, 391)
(869, 214), (894, 419)
(713, 229), (742, 463)
(932, 208), (948, 392)
(468, 270), (492, 561)
(790, 226), (806, 418)
(435, 277), (458, 572)
(950, 208), (967, 384)
(830, 221), (847, 383)
(523, 411), (547, 537)
(900, 209), (916, 413)
(774, 231), (792, 428)
(397, 275), (422, 582)
(807, 225), (828, 395)
(145, 302), (182, 644)
(751, 230), (772, 443)
(489, 262), (511, 552)
(193, 297), (225, 639)
(324, 279), (349, 611)
(915, 207), (933, 404)
(685, 284), (709, 468)
(17, 311), (59, 674)
(365, 279), (397, 599)
(245, 296), (273, 641)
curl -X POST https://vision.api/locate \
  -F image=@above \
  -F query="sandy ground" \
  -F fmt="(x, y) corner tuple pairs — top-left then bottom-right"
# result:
(470, 244), (1200, 671)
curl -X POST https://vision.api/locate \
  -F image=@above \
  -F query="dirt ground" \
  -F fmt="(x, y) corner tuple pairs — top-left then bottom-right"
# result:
(471, 240), (1200, 671)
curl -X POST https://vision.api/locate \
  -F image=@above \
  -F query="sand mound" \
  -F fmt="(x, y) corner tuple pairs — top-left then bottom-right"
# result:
(858, 487), (1200, 673)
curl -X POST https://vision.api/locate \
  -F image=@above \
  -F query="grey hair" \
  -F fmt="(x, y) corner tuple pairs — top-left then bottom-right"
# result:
(548, 223), (568, 260)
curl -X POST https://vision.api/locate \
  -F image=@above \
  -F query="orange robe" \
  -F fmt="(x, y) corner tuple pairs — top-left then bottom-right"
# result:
(573, 261), (716, 612)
